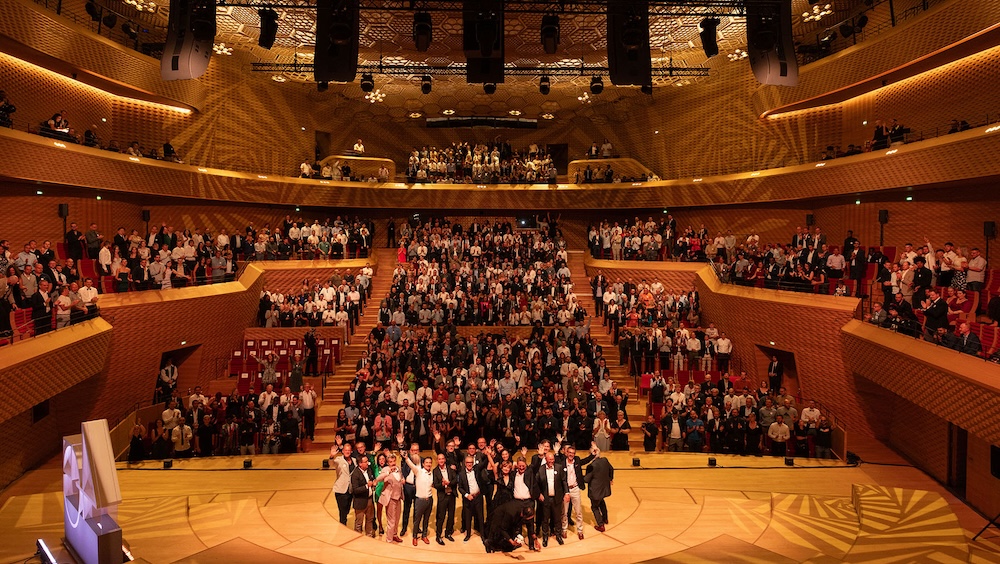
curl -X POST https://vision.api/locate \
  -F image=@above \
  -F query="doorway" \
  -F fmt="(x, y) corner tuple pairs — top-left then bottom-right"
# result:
(947, 423), (968, 498)
(755, 344), (798, 397)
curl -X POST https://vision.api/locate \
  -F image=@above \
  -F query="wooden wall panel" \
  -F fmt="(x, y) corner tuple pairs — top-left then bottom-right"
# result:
(886, 395), (950, 484)
(965, 433), (1000, 520)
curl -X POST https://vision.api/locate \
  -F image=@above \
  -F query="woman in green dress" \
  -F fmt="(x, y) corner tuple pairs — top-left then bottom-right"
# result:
(373, 452), (388, 535)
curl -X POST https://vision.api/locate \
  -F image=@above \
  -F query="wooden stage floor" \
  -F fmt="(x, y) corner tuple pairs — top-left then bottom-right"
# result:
(2, 449), (999, 563)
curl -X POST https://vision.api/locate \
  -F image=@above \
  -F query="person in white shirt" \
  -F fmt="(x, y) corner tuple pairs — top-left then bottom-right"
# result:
(300, 160), (313, 178)
(300, 383), (318, 442)
(401, 449), (435, 544)
(353, 139), (365, 154)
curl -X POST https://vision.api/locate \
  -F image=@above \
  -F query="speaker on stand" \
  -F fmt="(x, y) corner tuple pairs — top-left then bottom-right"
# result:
(985, 221), (996, 269)
(142, 210), (151, 235)
(878, 209), (888, 246)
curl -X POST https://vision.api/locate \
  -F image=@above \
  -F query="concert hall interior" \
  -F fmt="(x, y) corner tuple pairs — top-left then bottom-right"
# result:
(1, 0), (1000, 562)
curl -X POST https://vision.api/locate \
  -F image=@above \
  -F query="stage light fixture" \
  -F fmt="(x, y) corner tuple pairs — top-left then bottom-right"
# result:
(360, 73), (374, 92)
(243, 458), (253, 469)
(163, 459), (173, 469)
(483, 82), (497, 95)
(102, 12), (118, 29)
(413, 11), (432, 52)
(539, 75), (550, 95)
(856, 14), (869, 31)
(708, 457), (717, 467)
(699, 17), (720, 58)
(122, 22), (138, 39)
(258, 8), (279, 49)
(85, 0), (101, 21)
(322, 458), (330, 469)
(420, 75), (432, 95)
(590, 76), (604, 95)
(640, 84), (652, 95)
(540, 14), (560, 54)
(820, 29), (837, 43)
(631, 457), (640, 467)
(317, 81), (328, 92)
(784, 457), (794, 466)
(839, 22), (854, 37)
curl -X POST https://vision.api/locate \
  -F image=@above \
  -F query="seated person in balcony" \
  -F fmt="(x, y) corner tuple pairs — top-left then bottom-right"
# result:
(353, 138), (365, 154)
(45, 111), (69, 132)
(0, 90), (16, 128)
(300, 159), (313, 178)
(163, 140), (182, 162)
(126, 141), (142, 157)
(321, 163), (333, 179)
(378, 164), (390, 182)
(600, 139), (613, 158)
(106, 140), (121, 152)
(953, 322), (981, 356)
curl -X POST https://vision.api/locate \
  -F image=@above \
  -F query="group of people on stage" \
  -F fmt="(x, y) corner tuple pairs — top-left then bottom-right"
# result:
(330, 434), (614, 553)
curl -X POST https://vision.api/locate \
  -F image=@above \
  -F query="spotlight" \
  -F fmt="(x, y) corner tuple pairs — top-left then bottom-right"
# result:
(360, 73), (374, 92)
(322, 458), (331, 469)
(631, 457), (640, 467)
(708, 457), (717, 467)
(820, 29), (837, 43)
(102, 12), (118, 29)
(539, 75), (550, 95)
(699, 17), (720, 58)
(243, 458), (253, 469)
(784, 457), (794, 466)
(122, 22), (138, 39)
(846, 451), (861, 465)
(420, 75), (432, 95)
(258, 8), (279, 49)
(412, 11), (432, 52)
(317, 81), (328, 92)
(839, 23), (855, 37)
(640, 84), (652, 95)
(855, 14), (869, 31)
(590, 76), (604, 95)
(540, 14), (560, 55)
(163, 459), (173, 469)
(483, 82), (497, 95)
(85, 0), (101, 21)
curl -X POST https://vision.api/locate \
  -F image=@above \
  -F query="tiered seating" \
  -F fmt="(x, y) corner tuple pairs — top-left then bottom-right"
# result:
(230, 333), (341, 393)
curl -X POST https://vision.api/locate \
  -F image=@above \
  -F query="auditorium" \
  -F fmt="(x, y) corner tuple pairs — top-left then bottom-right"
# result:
(1, 0), (999, 562)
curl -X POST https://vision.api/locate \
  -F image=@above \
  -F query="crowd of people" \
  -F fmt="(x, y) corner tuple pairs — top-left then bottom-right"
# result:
(257, 265), (372, 332)
(404, 141), (558, 185)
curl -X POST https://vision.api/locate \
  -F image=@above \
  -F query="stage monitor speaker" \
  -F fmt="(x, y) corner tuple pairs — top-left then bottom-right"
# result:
(58, 203), (70, 219)
(463, 0), (504, 84)
(161, 0), (215, 80)
(746, 0), (798, 86)
(991, 445), (1000, 479)
(607, 0), (651, 86)
(878, 209), (889, 224)
(805, 213), (814, 227)
(142, 210), (151, 222)
(986, 221), (997, 239)
(315, 0), (360, 83)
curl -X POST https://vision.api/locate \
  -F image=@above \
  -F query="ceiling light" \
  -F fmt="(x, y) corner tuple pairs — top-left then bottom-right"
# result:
(213, 42), (233, 55)
(442, 109), (455, 115)
(803, 4), (833, 23)
(727, 49), (748, 61)
(539, 75), (550, 95)
(409, 112), (422, 118)
(271, 75), (286, 82)
(577, 91), (591, 104)
(413, 12), (432, 52)
(360, 73), (374, 92)
(509, 110), (521, 116)
(300, 126), (306, 131)
(483, 83), (497, 95)
(365, 88), (385, 103)
(541, 113), (554, 119)
(541, 14), (560, 55)
(590, 76), (604, 95)
(699, 17), (720, 58)
(420, 75), (432, 95)
(124, 0), (157, 13)
(258, 8), (279, 49)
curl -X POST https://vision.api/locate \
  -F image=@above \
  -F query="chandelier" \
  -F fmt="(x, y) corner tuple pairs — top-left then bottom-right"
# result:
(124, 0), (157, 12)
(365, 89), (386, 103)
(213, 43), (233, 56)
(803, 4), (833, 23)
(577, 92), (591, 104)
(727, 48), (748, 61)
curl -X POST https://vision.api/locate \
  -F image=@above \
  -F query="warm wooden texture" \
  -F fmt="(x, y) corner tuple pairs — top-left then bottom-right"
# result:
(567, 158), (654, 181)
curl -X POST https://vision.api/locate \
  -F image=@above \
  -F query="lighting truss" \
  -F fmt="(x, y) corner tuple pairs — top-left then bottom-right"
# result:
(216, 0), (747, 17)
(250, 61), (710, 78)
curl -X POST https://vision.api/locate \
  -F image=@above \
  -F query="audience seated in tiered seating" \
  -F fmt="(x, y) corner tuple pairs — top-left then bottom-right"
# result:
(405, 141), (557, 184)
(251, 215), (375, 260)
(257, 265), (371, 334)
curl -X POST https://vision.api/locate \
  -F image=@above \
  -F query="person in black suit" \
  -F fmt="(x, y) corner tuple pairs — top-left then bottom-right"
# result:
(303, 327), (319, 376)
(482, 501), (537, 553)
(351, 455), (376, 537)
(30, 280), (53, 335)
(432, 453), (458, 544)
(766, 356), (783, 393)
(955, 322), (982, 356)
(910, 257), (933, 306)
(584, 447), (614, 532)
(535, 451), (568, 546)
(457, 454), (491, 541)
(920, 289), (949, 341)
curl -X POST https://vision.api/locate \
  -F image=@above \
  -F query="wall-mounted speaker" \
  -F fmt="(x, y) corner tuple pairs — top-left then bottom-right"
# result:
(315, 0), (360, 83)
(463, 0), (504, 84)
(58, 203), (70, 219)
(142, 210), (151, 222)
(991, 444), (1000, 479)
(746, 0), (798, 86)
(805, 213), (815, 227)
(607, 0), (651, 86)
(878, 209), (889, 224)
(985, 221), (997, 240)
(161, 0), (215, 80)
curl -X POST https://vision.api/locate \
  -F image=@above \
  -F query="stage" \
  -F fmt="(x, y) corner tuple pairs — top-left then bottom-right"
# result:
(2, 449), (999, 563)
